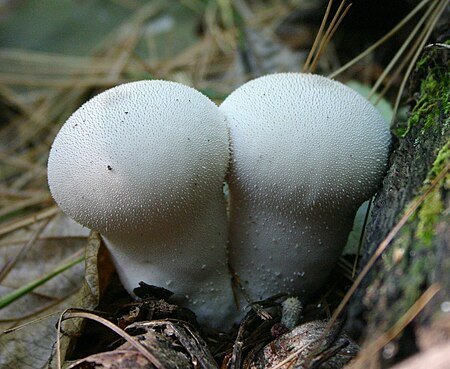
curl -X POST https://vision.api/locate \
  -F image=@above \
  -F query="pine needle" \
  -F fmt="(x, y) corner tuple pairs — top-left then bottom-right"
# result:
(308, 1), (352, 73)
(0, 249), (84, 310)
(303, 0), (334, 72)
(328, 0), (433, 78)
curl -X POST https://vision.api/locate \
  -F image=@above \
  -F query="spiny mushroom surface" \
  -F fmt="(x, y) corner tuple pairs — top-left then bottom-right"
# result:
(48, 80), (236, 328)
(219, 73), (391, 305)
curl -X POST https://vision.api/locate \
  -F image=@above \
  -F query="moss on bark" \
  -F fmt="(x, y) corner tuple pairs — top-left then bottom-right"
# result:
(347, 43), (450, 364)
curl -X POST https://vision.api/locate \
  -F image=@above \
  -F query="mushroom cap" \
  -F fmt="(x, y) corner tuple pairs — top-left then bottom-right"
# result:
(219, 73), (391, 216)
(48, 80), (229, 235)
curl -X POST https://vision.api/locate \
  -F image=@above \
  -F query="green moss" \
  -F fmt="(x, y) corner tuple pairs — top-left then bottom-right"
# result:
(415, 141), (450, 246)
(363, 41), (449, 333)
(416, 187), (443, 247)
(416, 141), (450, 242)
(401, 249), (434, 306)
(430, 140), (450, 178)
(381, 139), (449, 325)
(396, 44), (450, 137)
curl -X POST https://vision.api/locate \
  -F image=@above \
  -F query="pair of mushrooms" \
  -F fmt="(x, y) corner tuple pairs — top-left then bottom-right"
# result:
(47, 74), (391, 329)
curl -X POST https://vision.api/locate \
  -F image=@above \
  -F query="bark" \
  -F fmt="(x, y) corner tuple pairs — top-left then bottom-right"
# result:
(346, 37), (450, 367)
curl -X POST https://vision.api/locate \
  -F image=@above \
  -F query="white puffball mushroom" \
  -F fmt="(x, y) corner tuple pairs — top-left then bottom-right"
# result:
(48, 80), (236, 328)
(219, 73), (391, 305)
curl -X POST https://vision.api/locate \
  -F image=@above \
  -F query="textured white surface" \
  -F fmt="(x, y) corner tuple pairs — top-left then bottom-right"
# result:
(48, 80), (236, 327)
(281, 296), (302, 329)
(220, 73), (391, 302)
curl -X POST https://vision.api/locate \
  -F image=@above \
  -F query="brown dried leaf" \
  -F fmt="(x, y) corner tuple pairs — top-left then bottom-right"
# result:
(0, 229), (110, 369)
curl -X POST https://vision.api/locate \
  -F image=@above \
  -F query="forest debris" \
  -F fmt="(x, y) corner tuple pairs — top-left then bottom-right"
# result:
(68, 320), (218, 369)
(249, 320), (358, 369)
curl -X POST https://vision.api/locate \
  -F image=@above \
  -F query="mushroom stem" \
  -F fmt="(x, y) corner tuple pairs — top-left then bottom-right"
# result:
(228, 200), (354, 302)
(103, 195), (234, 324)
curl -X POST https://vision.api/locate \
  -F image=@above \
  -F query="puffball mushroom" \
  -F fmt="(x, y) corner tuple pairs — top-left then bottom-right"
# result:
(219, 73), (391, 304)
(48, 80), (236, 328)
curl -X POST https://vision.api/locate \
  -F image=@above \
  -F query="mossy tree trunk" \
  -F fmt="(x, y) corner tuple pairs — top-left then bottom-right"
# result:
(347, 41), (449, 367)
